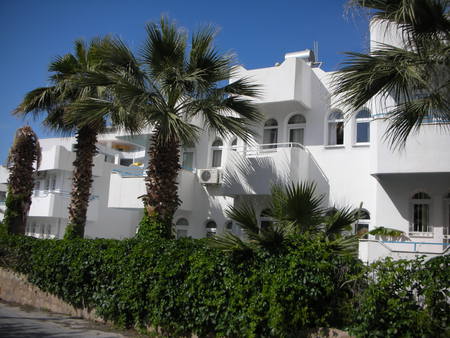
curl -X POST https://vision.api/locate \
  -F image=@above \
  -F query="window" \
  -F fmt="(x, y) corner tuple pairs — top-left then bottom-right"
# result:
(260, 209), (273, 231)
(205, 220), (217, 238)
(225, 220), (233, 231)
(175, 218), (189, 239)
(444, 193), (450, 247)
(182, 143), (195, 170)
(34, 181), (40, 197)
(287, 114), (306, 145)
(50, 176), (57, 191)
(31, 223), (36, 235)
(263, 119), (278, 149)
(211, 139), (223, 168)
(410, 192), (432, 233)
(231, 138), (238, 151)
(46, 224), (52, 238)
(355, 109), (371, 143)
(356, 209), (370, 238)
(45, 177), (50, 191)
(120, 158), (133, 166)
(328, 110), (344, 145)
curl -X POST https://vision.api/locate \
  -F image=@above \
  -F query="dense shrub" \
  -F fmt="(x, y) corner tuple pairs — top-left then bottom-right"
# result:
(0, 233), (362, 337)
(350, 256), (450, 338)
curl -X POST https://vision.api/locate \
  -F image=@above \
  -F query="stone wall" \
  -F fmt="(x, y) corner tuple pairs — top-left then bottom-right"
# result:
(0, 267), (101, 322)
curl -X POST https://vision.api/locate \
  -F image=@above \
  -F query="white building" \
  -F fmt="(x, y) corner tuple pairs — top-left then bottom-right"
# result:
(4, 20), (449, 262)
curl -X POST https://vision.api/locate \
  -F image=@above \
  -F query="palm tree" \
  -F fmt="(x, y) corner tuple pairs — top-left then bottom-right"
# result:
(3, 126), (41, 235)
(68, 17), (262, 233)
(334, 0), (450, 147)
(209, 182), (361, 256)
(14, 39), (119, 239)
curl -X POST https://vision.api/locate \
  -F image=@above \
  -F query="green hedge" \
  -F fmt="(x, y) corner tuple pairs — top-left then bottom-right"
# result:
(1, 232), (448, 337)
(350, 256), (450, 338)
(0, 233), (361, 337)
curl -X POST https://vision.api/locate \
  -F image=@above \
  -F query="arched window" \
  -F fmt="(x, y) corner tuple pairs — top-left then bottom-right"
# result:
(230, 137), (238, 151)
(263, 119), (278, 149)
(205, 220), (217, 238)
(176, 217), (189, 239)
(328, 110), (344, 145)
(211, 139), (223, 168)
(410, 192), (431, 233)
(356, 209), (370, 238)
(181, 142), (195, 170)
(287, 114), (306, 145)
(355, 109), (371, 143)
(260, 209), (273, 231)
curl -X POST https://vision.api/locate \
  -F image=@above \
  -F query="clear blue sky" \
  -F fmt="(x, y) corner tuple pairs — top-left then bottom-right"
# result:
(0, 0), (369, 163)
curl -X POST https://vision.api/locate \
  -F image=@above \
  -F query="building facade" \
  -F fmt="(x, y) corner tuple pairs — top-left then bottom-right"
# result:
(2, 21), (449, 262)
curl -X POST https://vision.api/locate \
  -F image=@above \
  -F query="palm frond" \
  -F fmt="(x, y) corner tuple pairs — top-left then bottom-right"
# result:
(323, 206), (358, 240)
(207, 231), (253, 254)
(271, 181), (325, 233)
(225, 202), (260, 242)
(141, 17), (187, 81)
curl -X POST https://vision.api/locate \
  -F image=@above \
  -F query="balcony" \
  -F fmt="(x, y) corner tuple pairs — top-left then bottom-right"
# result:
(39, 145), (105, 176)
(222, 142), (328, 196)
(371, 120), (450, 175)
(29, 190), (99, 221)
(232, 56), (312, 110)
(108, 167), (195, 210)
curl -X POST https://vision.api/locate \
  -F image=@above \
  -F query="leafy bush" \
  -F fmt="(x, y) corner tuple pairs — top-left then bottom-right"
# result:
(0, 233), (362, 337)
(350, 256), (450, 338)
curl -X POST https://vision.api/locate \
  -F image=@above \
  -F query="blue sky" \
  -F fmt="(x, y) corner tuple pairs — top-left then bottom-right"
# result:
(0, 0), (369, 163)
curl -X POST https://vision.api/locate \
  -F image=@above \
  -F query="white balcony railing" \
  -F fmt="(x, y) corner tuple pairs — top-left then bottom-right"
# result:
(33, 190), (99, 201)
(231, 142), (305, 158)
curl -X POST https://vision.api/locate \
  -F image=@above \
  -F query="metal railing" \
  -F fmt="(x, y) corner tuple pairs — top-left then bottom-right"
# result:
(229, 142), (305, 157)
(32, 190), (99, 201)
(381, 240), (449, 252)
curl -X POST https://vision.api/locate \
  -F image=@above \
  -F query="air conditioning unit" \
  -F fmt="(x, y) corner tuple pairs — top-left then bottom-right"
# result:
(198, 169), (222, 185)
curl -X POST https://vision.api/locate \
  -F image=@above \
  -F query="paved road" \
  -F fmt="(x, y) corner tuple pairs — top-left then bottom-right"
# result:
(0, 301), (139, 337)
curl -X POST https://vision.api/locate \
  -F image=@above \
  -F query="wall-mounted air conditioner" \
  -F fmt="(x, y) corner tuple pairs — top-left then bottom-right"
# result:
(197, 169), (222, 185)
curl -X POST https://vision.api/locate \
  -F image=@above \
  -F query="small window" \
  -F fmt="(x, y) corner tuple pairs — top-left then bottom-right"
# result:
(182, 143), (195, 170)
(211, 139), (223, 168)
(175, 218), (189, 239)
(355, 109), (371, 143)
(328, 110), (344, 145)
(50, 176), (57, 191)
(205, 220), (217, 238)
(356, 209), (370, 238)
(176, 229), (188, 238)
(260, 209), (273, 231)
(176, 218), (189, 226)
(34, 181), (40, 197)
(263, 119), (278, 149)
(231, 138), (238, 151)
(410, 192), (431, 233)
(225, 220), (233, 231)
(287, 114), (306, 145)
(120, 158), (133, 166)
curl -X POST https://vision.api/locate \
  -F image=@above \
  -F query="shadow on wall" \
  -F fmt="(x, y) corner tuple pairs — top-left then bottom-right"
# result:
(222, 149), (330, 200)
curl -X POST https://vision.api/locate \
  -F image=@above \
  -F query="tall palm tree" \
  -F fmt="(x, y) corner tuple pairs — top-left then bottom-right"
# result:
(3, 126), (41, 235)
(334, 0), (450, 147)
(68, 18), (262, 233)
(14, 39), (121, 239)
(209, 182), (361, 256)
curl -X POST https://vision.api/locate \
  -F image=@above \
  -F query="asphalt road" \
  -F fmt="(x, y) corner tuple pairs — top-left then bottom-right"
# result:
(0, 301), (139, 338)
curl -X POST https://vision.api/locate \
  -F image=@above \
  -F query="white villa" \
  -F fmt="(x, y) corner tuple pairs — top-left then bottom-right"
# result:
(1, 21), (449, 263)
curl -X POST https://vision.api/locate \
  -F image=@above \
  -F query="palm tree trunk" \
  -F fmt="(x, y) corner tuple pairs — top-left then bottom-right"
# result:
(65, 126), (98, 239)
(4, 126), (41, 235)
(145, 130), (181, 237)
